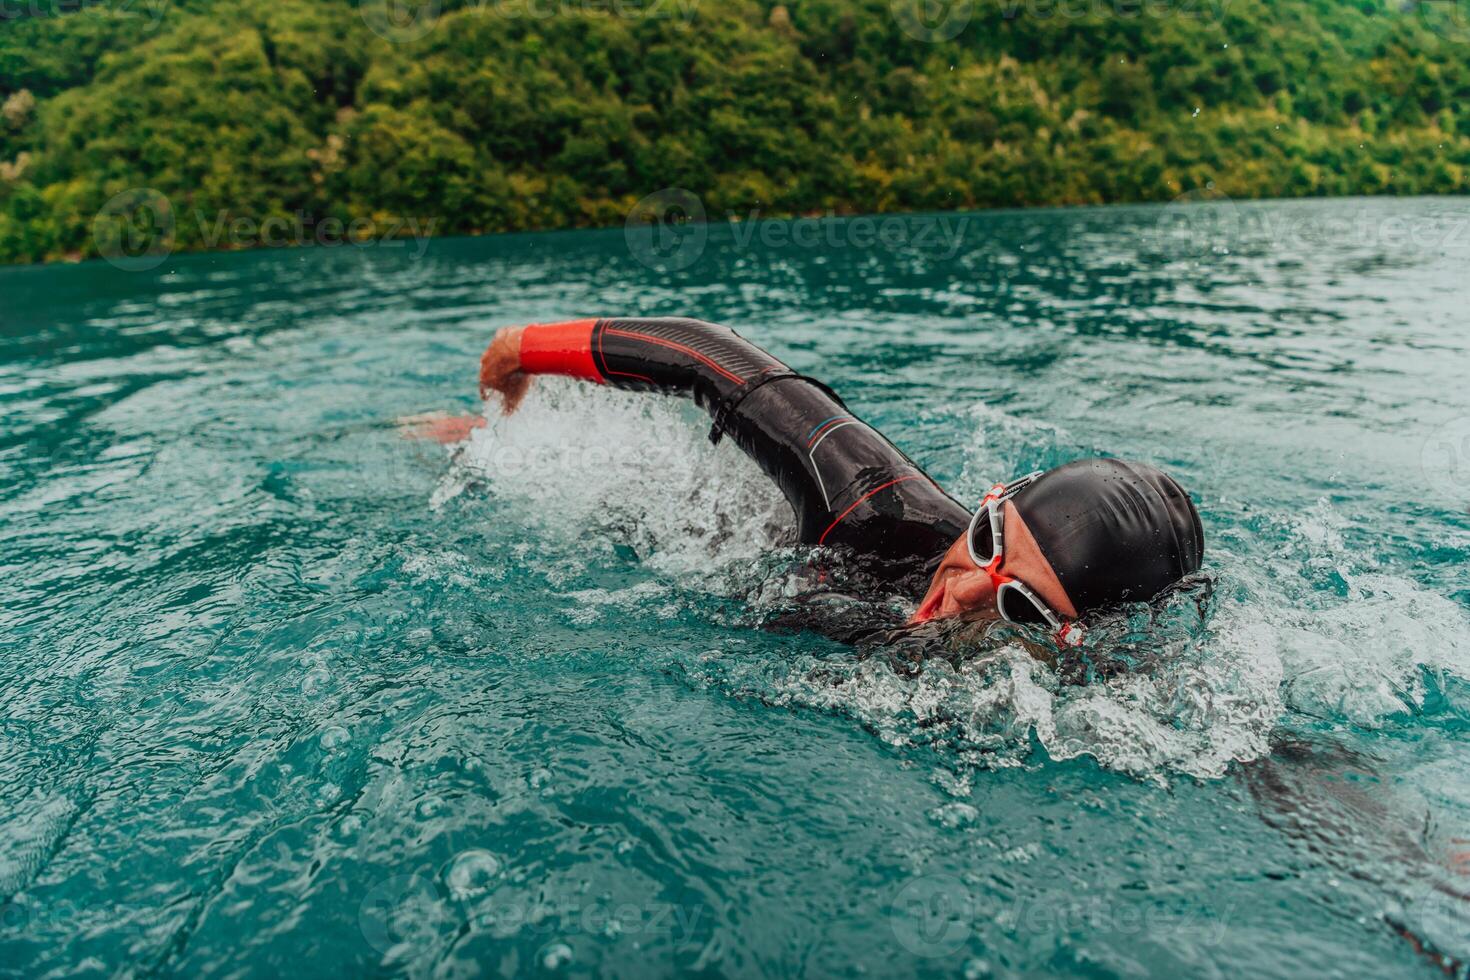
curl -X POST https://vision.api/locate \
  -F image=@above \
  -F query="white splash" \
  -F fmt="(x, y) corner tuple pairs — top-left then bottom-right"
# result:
(447, 380), (789, 581)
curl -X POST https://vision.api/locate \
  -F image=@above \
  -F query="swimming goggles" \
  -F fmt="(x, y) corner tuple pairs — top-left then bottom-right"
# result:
(966, 471), (1072, 635)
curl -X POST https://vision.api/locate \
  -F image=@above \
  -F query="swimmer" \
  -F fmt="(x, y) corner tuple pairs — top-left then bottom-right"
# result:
(463, 316), (1204, 639)
(460, 317), (1470, 965)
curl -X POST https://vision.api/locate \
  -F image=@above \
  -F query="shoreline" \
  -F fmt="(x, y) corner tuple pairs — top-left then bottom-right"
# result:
(7, 190), (1468, 273)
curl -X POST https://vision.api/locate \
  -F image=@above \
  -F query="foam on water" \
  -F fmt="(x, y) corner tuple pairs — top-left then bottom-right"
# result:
(445, 381), (789, 583)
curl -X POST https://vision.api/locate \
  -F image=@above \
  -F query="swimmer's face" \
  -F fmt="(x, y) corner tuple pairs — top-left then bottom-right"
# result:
(912, 500), (1078, 624)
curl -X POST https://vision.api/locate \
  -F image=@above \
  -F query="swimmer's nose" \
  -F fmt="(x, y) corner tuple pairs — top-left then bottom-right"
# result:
(946, 569), (996, 614)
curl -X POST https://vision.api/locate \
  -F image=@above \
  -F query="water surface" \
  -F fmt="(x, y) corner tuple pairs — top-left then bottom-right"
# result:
(2, 197), (1469, 976)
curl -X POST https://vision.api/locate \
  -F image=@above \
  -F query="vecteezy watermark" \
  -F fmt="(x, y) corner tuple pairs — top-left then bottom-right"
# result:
(0, 896), (157, 943)
(1253, 207), (1470, 253)
(359, 0), (441, 42)
(360, 0), (697, 40)
(193, 211), (441, 259)
(360, 874), (453, 955)
(92, 188), (175, 272)
(891, 0), (973, 40)
(1416, 0), (1470, 44)
(624, 188), (973, 270)
(471, 897), (708, 944)
(615, 673), (715, 730)
(728, 210), (972, 259)
(0, 0), (169, 26)
(891, 874), (974, 956)
(889, 873), (1233, 958)
(359, 854), (706, 956)
(1146, 185), (1242, 262)
(1422, 417), (1470, 502)
(1, 898), (29, 934)
(90, 192), (441, 270)
(473, 438), (686, 480)
(996, 0), (1231, 19)
(890, 0), (1225, 40)
(478, 0), (699, 18)
(625, 187), (708, 271)
(1389, 850), (1470, 967)
(1148, 189), (1470, 262)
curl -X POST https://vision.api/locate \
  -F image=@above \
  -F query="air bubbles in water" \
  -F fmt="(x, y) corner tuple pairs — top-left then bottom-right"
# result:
(443, 849), (503, 902)
(540, 942), (574, 970)
(319, 725), (349, 750)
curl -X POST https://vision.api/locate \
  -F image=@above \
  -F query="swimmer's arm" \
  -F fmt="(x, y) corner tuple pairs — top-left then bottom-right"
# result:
(480, 318), (787, 415)
(479, 319), (950, 549)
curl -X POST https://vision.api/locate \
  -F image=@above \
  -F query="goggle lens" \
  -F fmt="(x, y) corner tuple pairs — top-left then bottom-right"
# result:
(969, 519), (995, 564)
(997, 587), (1049, 626)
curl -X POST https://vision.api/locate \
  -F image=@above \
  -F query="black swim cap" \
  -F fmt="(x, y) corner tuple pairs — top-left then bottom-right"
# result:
(1010, 458), (1204, 617)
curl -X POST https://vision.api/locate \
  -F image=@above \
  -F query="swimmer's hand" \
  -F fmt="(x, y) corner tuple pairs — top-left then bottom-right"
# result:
(396, 411), (485, 445)
(479, 326), (530, 414)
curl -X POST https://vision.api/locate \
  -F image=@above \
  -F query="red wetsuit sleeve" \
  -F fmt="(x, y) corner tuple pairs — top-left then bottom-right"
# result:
(517, 319), (603, 383)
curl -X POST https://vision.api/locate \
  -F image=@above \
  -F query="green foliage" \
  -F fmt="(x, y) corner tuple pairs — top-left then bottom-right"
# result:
(0, 0), (1467, 263)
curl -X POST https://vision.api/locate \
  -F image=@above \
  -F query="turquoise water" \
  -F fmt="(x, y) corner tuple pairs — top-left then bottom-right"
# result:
(2, 197), (1469, 977)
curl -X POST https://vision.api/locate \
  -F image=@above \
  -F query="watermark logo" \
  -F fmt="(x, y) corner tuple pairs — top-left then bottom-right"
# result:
(94, 198), (439, 271)
(1, 899), (29, 934)
(359, 856), (706, 955)
(470, 437), (683, 482)
(625, 187), (707, 271)
(891, 874), (973, 956)
(1148, 185), (1241, 262)
(129, 0), (171, 25)
(1391, 853), (1470, 965)
(1417, 0), (1470, 44)
(359, 873), (455, 955)
(1422, 416), (1470, 502)
(728, 210), (971, 258)
(476, 898), (706, 943)
(92, 188), (175, 272)
(889, 872), (1233, 957)
(121, 0), (170, 26)
(622, 193), (973, 270)
(618, 675), (715, 731)
(0, 0), (169, 26)
(360, 0), (442, 42)
(1252, 207), (1470, 253)
(482, 0), (699, 18)
(995, 0), (1232, 19)
(194, 211), (440, 258)
(891, 0), (973, 41)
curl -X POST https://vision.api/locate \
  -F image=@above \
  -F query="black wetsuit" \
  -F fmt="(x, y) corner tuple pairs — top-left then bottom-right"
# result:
(517, 317), (972, 592)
